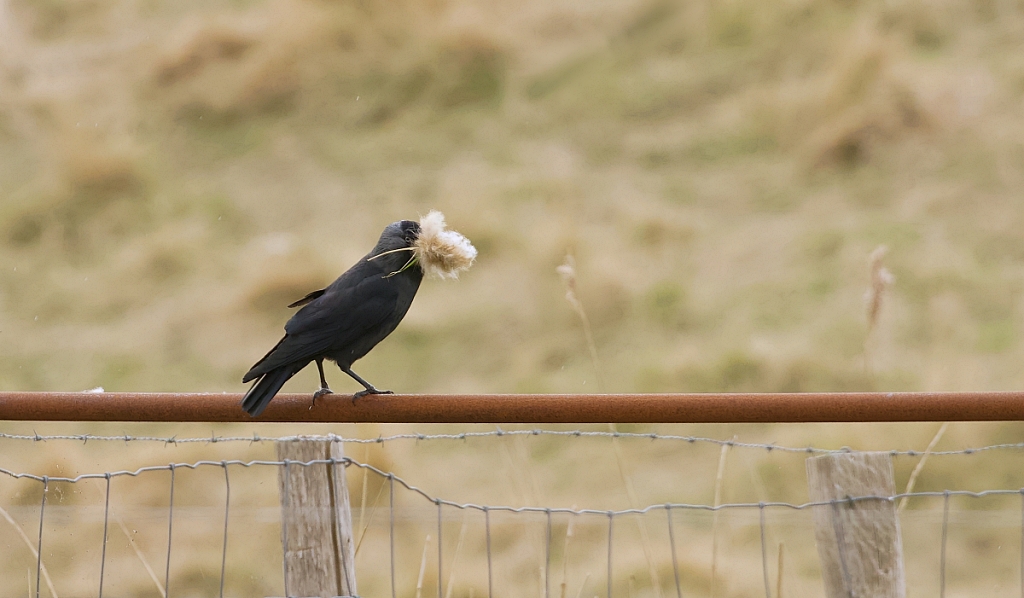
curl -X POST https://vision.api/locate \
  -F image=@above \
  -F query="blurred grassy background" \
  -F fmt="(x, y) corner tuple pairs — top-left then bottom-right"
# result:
(2, 0), (1024, 595)
(3, 0), (1024, 396)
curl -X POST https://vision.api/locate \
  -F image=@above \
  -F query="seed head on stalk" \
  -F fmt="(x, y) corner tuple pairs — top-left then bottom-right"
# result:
(412, 210), (477, 279)
(373, 210), (477, 279)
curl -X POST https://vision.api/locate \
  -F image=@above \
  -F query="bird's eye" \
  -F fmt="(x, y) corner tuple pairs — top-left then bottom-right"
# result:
(404, 236), (414, 244)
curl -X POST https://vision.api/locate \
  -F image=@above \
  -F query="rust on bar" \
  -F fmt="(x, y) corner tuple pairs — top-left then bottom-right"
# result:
(0, 391), (1023, 423)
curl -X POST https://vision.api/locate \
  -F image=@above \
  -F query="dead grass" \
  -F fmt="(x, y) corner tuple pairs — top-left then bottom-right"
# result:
(3, 422), (1022, 596)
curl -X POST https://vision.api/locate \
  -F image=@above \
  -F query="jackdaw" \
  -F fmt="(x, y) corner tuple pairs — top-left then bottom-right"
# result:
(241, 220), (423, 417)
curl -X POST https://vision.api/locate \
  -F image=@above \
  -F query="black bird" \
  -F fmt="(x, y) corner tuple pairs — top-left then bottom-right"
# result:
(241, 220), (423, 417)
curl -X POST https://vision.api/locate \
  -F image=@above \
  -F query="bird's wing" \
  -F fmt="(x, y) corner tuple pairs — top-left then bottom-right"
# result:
(242, 336), (286, 382)
(287, 288), (327, 308)
(244, 272), (400, 379)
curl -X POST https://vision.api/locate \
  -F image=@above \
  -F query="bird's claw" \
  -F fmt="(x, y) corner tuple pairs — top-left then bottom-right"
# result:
(352, 388), (393, 404)
(311, 387), (333, 407)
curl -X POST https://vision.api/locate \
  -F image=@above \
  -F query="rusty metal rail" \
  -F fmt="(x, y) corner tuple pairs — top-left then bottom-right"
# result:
(0, 391), (1023, 422)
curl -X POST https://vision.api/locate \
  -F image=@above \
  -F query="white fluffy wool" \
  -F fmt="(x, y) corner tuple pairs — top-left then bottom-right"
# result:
(414, 210), (477, 279)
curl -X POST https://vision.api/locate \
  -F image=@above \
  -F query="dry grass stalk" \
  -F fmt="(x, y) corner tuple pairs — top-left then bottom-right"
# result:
(497, 433), (551, 595)
(776, 542), (785, 598)
(741, 451), (770, 503)
(608, 424), (663, 598)
(86, 482), (166, 597)
(557, 254), (605, 391)
(354, 477), (388, 556)
(415, 534), (431, 598)
(502, 435), (551, 596)
(898, 422), (950, 513)
(357, 443), (370, 538)
(572, 572), (591, 598)
(443, 511), (469, 598)
(0, 504), (58, 598)
(560, 507), (577, 598)
(112, 513), (165, 597)
(710, 437), (735, 598)
(498, 435), (540, 505)
(864, 245), (895, 371)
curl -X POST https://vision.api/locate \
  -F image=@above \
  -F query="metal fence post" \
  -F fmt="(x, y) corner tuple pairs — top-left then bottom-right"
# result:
(277, 439), (357, 597)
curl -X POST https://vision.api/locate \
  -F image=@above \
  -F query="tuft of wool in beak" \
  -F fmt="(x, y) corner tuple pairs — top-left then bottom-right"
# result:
(414, 210), (477, 279)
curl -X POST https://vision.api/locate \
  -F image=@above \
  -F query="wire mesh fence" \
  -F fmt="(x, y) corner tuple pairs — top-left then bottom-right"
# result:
(3, 427), (1024, 597)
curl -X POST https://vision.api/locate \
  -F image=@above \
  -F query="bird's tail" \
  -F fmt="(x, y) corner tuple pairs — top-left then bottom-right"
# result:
(241, 366), (296, 418)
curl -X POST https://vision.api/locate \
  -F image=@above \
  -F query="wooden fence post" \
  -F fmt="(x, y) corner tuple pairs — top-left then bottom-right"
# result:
(806, 451), (906, 598)
(277, 439), (357, 597)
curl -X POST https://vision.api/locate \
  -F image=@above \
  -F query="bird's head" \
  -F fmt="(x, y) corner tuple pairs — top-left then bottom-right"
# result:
(368, 213), (476, 279)
(379, 220), (421, 250)
(367, 220), (421, 275)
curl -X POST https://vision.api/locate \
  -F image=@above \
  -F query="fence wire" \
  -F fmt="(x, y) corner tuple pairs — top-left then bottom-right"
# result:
(2, 428), (1024, 457)
(2, 429), (1024, 597)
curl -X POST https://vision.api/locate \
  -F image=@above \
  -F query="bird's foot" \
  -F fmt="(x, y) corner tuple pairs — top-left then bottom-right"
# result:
(352, 387), (393, 404)
(311, 387), (333, 407)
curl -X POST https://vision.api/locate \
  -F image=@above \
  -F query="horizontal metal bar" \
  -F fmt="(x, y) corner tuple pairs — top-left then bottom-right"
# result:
(1, 391), (1023, 423)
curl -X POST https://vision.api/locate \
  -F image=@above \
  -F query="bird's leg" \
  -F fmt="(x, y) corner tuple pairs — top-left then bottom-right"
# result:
(312, 359), (333, 406)
(342, 366), (392, 403)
